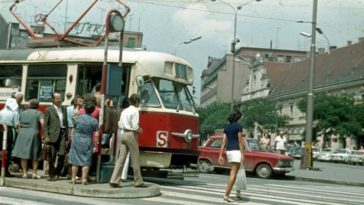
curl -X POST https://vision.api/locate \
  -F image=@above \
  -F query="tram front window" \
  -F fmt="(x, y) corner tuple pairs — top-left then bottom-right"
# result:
(140, 82), (160, 107)
(156, 79), (195, 112)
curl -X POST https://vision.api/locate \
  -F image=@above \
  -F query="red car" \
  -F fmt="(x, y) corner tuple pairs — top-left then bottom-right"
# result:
(198, 135), (294, 179)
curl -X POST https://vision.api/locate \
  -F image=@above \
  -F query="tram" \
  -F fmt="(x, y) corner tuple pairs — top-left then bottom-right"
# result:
(0, 47), (199, 177)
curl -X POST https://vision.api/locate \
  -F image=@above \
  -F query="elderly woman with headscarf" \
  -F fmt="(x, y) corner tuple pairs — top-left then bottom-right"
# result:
(0, 98), (20, 177)
(12, 99), (44, 179)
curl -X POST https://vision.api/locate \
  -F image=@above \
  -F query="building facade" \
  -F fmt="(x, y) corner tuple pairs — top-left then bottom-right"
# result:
(242, 39), (364, 149)
(200, 47), (307, 107)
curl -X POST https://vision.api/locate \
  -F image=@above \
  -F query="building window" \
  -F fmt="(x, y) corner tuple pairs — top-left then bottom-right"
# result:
(277, 55), (285, 62)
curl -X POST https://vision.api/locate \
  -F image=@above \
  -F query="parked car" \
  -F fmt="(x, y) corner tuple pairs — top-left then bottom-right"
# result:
(312, 147), (321, 160)
(318, 148), (333, 162)
(330, 149), (351, 163)
(198, 136), (294, 179)
(347, 150), (364, 165)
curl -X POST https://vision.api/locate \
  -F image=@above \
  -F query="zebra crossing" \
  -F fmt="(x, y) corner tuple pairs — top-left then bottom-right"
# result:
(141, 182), (364, 205)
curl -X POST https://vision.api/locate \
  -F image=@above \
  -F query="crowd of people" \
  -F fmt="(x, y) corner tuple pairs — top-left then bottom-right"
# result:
(0, 89), (147, 188)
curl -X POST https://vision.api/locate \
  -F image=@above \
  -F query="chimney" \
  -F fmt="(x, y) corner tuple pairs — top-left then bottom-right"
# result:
(329, 46), (337, 51)
(318, 48), (325, 54)
(347, 40), (352, 46)
(359, 37), (364, 43)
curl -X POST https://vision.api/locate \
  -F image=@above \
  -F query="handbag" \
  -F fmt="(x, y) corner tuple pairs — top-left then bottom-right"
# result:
(40, 144), (51, 161)
(235, 164), (247, 191)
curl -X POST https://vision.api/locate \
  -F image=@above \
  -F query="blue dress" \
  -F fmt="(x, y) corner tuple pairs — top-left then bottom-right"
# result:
(68, 114), (99, 167)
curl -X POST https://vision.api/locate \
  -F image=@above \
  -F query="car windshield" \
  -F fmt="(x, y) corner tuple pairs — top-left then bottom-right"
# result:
(246, 139), (262, 151)
(352, 151), (364, 155)
(334, 150), (347, 154)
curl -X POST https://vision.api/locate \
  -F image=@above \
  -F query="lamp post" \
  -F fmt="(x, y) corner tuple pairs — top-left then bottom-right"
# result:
(174, 36), (202, 55)
(300, 27), (330, 54)
(301, 0), (318, 170)
(210, 0), (261, 111)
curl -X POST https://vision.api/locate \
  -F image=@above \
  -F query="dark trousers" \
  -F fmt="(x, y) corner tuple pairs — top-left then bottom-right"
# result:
(0, 126), (15, 174)
(48, 129), (66, 178)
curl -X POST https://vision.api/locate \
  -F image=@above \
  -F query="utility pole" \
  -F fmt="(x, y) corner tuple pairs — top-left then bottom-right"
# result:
(301, 0), (318, 170)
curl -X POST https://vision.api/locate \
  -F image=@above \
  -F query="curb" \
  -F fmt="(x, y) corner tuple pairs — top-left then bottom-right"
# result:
(4, 178), (161, 198)
(292, 176), (364, 187)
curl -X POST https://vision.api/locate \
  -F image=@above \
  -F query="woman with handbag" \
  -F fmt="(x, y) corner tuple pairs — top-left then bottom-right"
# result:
(218, 109), (246, 202)
(12, 99), (44, 179)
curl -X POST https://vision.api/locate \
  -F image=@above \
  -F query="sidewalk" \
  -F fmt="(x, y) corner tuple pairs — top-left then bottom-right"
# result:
(287, 160), (364, 186)
(2, 172), (160, 198)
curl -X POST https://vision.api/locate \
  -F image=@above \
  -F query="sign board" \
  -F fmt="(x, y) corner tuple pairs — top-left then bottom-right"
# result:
(106, 64), (123, 96)
(39, 80), (53, 102)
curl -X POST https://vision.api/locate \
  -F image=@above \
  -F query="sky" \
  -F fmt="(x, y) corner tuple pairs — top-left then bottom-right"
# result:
(1, 0), (364, 103)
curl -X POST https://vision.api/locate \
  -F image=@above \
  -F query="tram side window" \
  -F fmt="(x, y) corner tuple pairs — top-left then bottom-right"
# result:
(0, 65), (22, 88)
(26, 64), (67, 102)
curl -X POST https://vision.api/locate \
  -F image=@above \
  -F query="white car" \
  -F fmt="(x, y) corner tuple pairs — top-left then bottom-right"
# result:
(318, 148), (333, 161)
(312, 147), (321, 160)
(348, 151), (364, 165)
(331, 149), (351, 163)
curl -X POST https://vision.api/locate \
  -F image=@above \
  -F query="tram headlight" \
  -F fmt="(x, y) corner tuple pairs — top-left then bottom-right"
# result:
(184, 129), (193, 143)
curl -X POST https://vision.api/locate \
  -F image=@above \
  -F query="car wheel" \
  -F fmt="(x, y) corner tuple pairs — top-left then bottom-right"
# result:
(256, 163), (272, 179)
(199, 160), (213, 173)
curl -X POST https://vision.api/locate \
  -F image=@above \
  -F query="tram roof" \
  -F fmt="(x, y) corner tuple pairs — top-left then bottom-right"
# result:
(0, 47), (192, 67)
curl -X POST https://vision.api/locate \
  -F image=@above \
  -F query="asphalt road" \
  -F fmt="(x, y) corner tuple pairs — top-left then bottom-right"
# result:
(1, 171), (364, 205)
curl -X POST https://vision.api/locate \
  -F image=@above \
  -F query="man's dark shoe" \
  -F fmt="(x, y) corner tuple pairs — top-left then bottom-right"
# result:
(47, 177), (57, 181)
(135, 183), (149, 188)
(109, 183), (121, 188)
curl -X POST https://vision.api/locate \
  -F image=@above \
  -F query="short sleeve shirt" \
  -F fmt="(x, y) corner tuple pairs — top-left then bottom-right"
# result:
(275, 136), (287, 150)
(224, 122), (243, 151)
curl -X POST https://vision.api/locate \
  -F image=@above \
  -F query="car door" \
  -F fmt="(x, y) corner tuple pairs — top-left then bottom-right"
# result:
(207, 138), (228, 167)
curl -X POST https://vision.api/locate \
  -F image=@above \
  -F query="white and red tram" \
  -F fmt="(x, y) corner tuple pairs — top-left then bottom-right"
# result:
(0, 47), (199, 176)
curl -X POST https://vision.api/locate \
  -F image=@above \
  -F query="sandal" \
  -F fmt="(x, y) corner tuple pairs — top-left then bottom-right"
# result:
(223, 195), (234, 202)
(69, 180), (76, 185)
(22, 174), (27, 179)
(32, 174), (41, 179)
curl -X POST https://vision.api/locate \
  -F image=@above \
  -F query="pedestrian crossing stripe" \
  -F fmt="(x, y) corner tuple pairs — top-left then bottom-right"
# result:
(142, 183), (364, 205)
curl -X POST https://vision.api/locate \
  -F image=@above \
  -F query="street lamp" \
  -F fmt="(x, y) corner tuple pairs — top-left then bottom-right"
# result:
(300, 27), (331, 54)
(174, 36), (202, 55)
(210, 0), (262, 110)
(301, 0), (318, 170)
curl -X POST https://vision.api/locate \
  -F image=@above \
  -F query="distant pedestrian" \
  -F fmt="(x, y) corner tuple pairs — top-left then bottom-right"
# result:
(218, 109), (246, 202)
(12, 99), (44, 179)
(275, 130), (287, 155)
(259, 133), (271, 151)
(44, 92), (68, 181)
(109, 94), (147, 188)
(68, 101), (99, 185)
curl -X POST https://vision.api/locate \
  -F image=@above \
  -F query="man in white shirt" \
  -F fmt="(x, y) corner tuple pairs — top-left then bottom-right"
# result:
(275, 130), (287, 155)
(109, 94), (147, 188)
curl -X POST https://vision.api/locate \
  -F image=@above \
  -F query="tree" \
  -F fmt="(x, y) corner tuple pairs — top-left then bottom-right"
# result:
(197, 102), (230, 137)
(240, 98), (289, 136)
(297, 94), (360, 147)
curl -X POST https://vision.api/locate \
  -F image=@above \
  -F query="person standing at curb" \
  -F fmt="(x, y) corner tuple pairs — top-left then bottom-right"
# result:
(0, 98), (19, 177)
(109, 94), (147, 188)
(44, 92), (68, 181)
(218, 109), (246, 202)
(275, 130), (287, 155)
(12, 99), (44, 179)
(68, 101), (99, 185)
